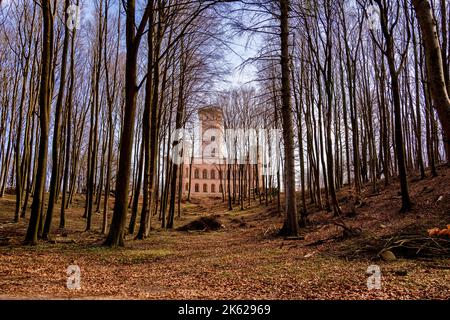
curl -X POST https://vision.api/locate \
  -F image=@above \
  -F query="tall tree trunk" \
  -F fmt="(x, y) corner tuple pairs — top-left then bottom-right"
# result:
(24, 0), (53, 245)
(376, 0), (412, 212)
(104, 1), (150, 247)
(412, 26), (426, 179)
(167, 38), (186, 229)
(137, 3), (156, 239)
(60, 12), (77, 229)
(128, 139), (144, 234)
(278, 0), (299, 236)
(413, 0), (450, 163)
(42, 0), (71, 238)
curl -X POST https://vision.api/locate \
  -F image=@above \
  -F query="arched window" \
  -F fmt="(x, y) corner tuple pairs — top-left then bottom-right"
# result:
(203, 184), (208, 192)
(211, 136), (216, 142)
(211, 148), (216, 158)
(194, 169), (199, 179)
(203, 169), (208, 179)
(210, 170), (216, 179)
(211, 184), (216, 193)
(185, 168), (189, 178)
(185, 183), (189, 191)
(219, 171), (223, 179)
(195, 184), (199, 192)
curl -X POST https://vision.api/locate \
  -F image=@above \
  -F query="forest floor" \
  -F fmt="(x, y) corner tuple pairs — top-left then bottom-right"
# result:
(0, 168), (450, 299)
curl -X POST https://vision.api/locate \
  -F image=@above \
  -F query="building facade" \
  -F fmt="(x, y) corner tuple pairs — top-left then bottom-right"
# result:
(181, 106), (264, 198)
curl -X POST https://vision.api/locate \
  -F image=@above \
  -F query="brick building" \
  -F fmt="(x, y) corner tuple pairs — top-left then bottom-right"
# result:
(181, 106), (264, 198)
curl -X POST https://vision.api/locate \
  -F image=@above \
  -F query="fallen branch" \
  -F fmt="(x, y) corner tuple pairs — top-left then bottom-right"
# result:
(333, 232), (450, 260)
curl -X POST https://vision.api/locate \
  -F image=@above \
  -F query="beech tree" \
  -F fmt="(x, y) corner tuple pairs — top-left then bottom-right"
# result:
(104, 0), (151, 247)
(0, 0), (448, 247)
(24, 0), (54, 245)
(412, 0), (450, 161)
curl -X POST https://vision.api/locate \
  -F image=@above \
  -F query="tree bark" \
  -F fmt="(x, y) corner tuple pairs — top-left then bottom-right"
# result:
(412, 0), (450, 163)
(42, 0), (71, 238)
(24, 0), (53, 245)
(278, 0), (299, 236)
(104, 1), (151, 247)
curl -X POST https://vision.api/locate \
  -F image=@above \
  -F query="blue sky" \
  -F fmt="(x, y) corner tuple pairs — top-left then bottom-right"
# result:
(0, 0), (260, 91)
(220, 33), (259, 90)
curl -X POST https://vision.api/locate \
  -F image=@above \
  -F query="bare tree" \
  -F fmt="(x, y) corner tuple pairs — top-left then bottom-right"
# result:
(24, 0), (54, 245)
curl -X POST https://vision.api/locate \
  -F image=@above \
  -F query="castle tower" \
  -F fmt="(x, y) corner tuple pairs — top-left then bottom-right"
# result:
(182, 105), (263, 197)
(198, 106), (224, 160)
